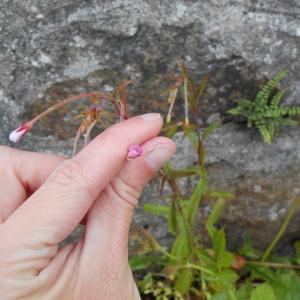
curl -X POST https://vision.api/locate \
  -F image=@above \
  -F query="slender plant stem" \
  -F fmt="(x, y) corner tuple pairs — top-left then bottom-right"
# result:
(119, 99), (125, 122)
(261, 194), (300, 261)
(28, 92), (117, 126)
(184, 78), (190, 126)
(181, 263), (215, 275)
(166, 88), (178, 123)
(72, 127), (82, 157)
(247, 260), (300, 270)
(84, 120), (97, 145)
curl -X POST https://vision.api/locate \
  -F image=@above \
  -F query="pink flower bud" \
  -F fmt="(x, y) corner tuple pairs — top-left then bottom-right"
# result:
(9, 124), (30, 143)
(127, 144), (143, 160)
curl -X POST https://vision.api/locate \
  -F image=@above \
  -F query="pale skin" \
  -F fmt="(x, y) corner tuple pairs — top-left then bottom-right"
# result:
(0, 113), (176, 300)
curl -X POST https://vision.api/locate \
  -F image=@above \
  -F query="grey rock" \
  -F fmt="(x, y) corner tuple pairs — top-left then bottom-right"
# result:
(1, 0), (300, 252)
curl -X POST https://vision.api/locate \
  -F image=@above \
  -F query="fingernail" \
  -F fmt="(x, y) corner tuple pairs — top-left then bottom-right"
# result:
(140, 113), (161, 121)
(146, 144), (176, 171)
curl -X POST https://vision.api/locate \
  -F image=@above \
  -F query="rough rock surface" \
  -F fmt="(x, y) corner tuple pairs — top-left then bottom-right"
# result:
(1, 0), (300, 251)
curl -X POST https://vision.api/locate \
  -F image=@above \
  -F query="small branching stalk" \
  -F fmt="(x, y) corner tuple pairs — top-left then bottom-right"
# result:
(9, 81), (135, 157)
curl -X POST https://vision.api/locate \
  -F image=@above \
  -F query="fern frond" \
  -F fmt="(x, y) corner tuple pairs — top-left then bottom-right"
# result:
(281, 106), (300, 116)
(236, 99), (253, 109)
(227, 69), (299, 144)
(270, 90), (284, 110)
(227, 108), (242, 116)
(280, 118), (298, 126)
(256, 121), (272, 144)
(254, 70), (287, 110)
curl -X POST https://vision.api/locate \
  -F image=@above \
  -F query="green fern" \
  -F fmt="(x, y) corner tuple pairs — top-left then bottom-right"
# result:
(227, 70), (300, 144)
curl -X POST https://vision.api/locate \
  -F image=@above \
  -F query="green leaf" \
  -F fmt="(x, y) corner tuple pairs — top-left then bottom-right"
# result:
(212, 228), (226, 259)
(211, 270), (239, 291)
(175, 268), (194, 295)
(194, 74), (209, 103)
(186, 127), (199, 150)
(168, 200), (178, 234)
(202, 121), (221, 140)
(250, 266), (278, 283)
(294, 241), (300, 265)
(188, 167), (208, 226)
(251, 283), (276, 300)
(280, 118), (298, 126)
(206, 198), (225, 238)
(196, 248), (216, 265)
(171, 233), (190, 261)
(144, 203), (169, 216)
(218, 251), (234, 269)
(235, 281), (253, 300)
(211, 291), (231, 300)
(208, 191), (235, 200)
(211, 228), (234, 269)
(256, 122), (273, 144)
(165, 125), (179, 138)
(227, 108), (242, 116)
(270, 272), (300, 300)
(129, 255), (152, 271)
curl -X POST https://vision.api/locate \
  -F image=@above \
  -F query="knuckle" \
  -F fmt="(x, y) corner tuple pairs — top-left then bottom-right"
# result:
(109, 176), (142, 208)
(49, 158), (94, 198)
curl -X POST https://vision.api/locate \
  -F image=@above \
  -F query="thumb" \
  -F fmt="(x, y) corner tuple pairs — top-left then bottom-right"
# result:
(84, 136), (176, 258)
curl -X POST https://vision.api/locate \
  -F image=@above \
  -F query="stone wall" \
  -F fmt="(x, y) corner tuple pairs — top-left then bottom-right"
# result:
(1, 0), (300, 251)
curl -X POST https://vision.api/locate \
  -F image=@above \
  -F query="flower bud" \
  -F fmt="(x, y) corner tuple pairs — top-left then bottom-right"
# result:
(127, 144), (143, 160)
(9, 124), (31, 143)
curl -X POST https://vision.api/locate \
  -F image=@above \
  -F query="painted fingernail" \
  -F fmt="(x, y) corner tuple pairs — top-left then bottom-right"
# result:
(140, 113), (161, 121)
(146, 144), (176, 171)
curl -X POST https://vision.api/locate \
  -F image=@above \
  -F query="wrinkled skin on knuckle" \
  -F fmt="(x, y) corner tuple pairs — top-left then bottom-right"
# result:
(109, 176), (142, 209)
(48, 158), (95, 199)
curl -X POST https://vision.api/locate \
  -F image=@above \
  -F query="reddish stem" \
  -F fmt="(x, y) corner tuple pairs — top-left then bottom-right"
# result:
(28, 92), (119, 127)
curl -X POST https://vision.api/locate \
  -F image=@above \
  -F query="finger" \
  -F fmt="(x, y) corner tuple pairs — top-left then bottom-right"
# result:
(0, 147), (65, 222)
(4, 114), (163, 245)
(81, 136), (176, 265)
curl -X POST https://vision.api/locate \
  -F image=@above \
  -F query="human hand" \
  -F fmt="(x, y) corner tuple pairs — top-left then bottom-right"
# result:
(0, 114), (176, 300)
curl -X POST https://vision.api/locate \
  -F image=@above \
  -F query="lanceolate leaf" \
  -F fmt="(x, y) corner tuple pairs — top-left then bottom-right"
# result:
(194, 75), (209, 104)
(188, 167), (208, 226)
(175, 268), (194, 296)
(129, 255), (153, 271)
(202, 121), (221, 140)
(206, 198), (226, 238)
(168, 199), (178, 234)
(144, 203), (169, 216)
(171, 232), (191, 261)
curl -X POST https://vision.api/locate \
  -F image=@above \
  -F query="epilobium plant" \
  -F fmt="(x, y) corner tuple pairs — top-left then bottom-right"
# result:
(8, 81), (143, 159)
(129, 64), (300, 300)
(227, 70), (300, 144)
